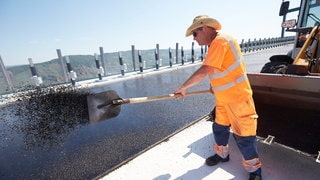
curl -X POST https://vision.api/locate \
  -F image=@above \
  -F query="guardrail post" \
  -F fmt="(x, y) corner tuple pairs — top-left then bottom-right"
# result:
(131, 45), (136, 71)
(191, 42), (195, 63)
(261, 38), (266, 49)
(169, 48), (173, 67)
(155, 44), (159, 70)
(119, 52), (125, 76)
(175, 43), (179, 64)
(28, 58), (43, 90)
(99, 47), (107, 76)
(65, 56), (77, 86)
(0, 56), (14, 91)
(94, 53), (104, 81)
(252, 38), (257, 52)
(181, 46), (184, 65)
(244, 41), (249, 53)
(200, 46), (204, 61)
(258, 38), (261, 51)
(240, 39), (244, 52)
(56, 49), (69, 82)
(138, 50), (143, 73)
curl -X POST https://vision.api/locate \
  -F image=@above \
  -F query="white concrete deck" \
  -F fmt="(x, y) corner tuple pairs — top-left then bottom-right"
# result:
(99, 116), (320, 180)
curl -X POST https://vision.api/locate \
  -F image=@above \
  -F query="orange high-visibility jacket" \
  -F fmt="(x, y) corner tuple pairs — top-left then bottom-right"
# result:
(203, 33), (253, 105)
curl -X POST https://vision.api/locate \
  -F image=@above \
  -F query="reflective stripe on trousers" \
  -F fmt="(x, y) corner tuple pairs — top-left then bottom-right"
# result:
(243, 158), (262, 173)
(214, 144), (229, 159)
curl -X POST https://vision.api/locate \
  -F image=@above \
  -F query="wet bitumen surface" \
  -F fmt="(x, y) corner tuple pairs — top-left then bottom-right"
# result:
(1, 45), (319, 179)
(0, 65), (213, 179)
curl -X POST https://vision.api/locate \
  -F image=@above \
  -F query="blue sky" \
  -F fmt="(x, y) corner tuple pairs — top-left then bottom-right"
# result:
(0, 0), (298, 66)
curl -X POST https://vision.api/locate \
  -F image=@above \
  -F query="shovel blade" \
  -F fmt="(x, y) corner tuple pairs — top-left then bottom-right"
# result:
(87, 90), (121, 123)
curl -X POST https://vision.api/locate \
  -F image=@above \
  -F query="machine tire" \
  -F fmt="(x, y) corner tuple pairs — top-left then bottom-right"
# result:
(260, 61), (289, 74)
(269, 55), (293, 63)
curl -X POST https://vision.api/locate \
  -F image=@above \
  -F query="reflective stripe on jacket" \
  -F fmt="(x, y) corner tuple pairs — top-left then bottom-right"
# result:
(203, 33), (253, 104)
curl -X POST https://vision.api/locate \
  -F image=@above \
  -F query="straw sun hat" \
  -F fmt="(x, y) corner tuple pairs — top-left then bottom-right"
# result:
(185, 15), (221, 37)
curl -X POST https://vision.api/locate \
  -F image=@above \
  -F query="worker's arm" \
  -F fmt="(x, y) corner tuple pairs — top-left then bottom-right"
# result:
(175, 65), (214, 98)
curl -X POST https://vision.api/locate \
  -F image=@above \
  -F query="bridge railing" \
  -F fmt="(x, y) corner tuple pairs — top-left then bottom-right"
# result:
(240, 36), (295, 53)
(0, 36), (295, 95)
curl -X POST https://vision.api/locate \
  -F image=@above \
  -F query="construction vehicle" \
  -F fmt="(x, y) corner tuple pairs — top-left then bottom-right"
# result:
(247, 0), (320, 110)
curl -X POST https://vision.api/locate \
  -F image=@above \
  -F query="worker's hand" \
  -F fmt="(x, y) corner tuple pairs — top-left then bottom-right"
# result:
(174, 87), (186, 100)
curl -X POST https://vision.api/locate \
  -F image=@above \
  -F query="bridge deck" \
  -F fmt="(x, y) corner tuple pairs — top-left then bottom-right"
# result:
(101, 116), (320, 180)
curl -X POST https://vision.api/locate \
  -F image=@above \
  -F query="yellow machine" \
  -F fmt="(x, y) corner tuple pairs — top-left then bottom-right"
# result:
(293, 26), (320, 74)
(247, 0), (320, 110)
(260, 0), (320, 75)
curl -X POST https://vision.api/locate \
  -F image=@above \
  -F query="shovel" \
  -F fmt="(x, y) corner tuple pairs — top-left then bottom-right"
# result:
(87, 89), (211, 123)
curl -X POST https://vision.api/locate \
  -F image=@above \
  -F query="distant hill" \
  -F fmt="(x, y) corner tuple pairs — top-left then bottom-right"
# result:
(0, 48), (203, 94)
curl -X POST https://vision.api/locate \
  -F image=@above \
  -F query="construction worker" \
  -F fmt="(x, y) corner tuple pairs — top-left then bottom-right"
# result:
(174, 15), (262, 180)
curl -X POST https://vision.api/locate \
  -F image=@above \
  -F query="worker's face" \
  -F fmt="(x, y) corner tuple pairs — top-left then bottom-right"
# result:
(192, 27), (204, 45)
(192, 26), (213, 46)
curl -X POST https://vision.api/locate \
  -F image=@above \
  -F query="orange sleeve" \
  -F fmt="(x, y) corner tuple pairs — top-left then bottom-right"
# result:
(202, 37), (229, 70)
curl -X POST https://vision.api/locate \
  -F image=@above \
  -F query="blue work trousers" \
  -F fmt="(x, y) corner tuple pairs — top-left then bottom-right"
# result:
(213, 122), (259, 160)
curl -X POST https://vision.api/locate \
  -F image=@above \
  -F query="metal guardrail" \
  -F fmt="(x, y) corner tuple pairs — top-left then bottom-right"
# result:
(0, 36), (295, 95)
(240, 36), (295, 53)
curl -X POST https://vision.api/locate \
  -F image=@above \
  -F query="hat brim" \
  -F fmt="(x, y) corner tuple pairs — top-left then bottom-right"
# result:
(185, 17), (221, 37)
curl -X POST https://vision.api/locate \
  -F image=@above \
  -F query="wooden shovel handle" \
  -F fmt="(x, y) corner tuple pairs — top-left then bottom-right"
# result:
(112, 89), (211, 105)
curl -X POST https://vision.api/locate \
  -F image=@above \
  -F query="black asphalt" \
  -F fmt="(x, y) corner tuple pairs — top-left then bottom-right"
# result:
(0, 64), (214, 179)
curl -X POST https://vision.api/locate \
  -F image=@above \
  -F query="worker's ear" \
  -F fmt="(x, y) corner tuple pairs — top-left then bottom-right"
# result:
(203, 25), (217, 34)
